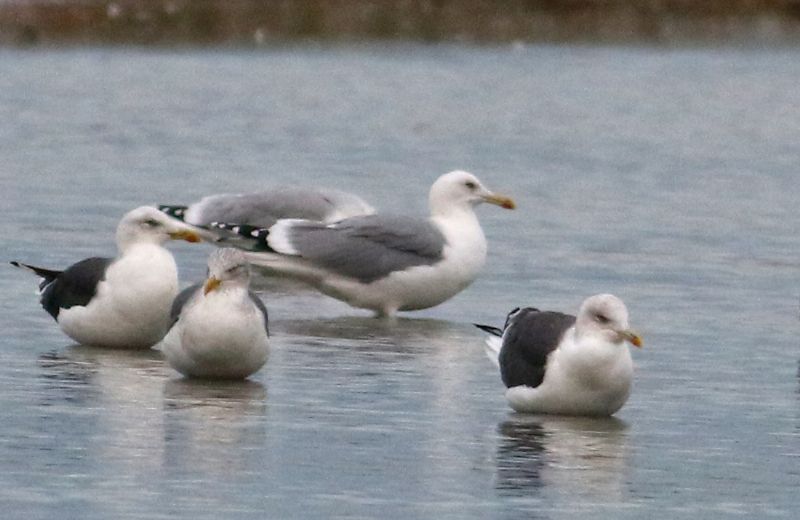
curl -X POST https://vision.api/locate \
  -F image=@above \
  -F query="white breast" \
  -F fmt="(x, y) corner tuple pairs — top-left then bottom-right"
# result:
(58, 244), (179, 349)
(162, 288), (269, 379)
(506, 332), (634, 416)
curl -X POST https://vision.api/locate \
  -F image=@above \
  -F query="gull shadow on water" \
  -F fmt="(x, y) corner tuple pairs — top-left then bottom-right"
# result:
(276, 315), (466, 347)
(273, 315), (481, 378)
(495, 414), (630, 499)
(44, 343), (165, 366)
(161, 378), (268, 477)
(249, 272), (320, 295)
(162, 377), (267, 410)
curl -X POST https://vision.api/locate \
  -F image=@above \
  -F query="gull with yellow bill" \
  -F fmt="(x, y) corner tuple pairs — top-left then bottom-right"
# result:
(161, 248), (269, 380)
(476, 294), (643, 417)
(212, 170), (515, 317)
(11, 206), (202, 349)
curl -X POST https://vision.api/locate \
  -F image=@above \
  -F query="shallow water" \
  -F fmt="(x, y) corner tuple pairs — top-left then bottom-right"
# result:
(1, 44), (799, 518)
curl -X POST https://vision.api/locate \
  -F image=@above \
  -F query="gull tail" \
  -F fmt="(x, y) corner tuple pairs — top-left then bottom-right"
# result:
(10, 261), (61, 293)
(474, 323), (503, 368)
(209, 222), (275, 253)
(10, 261), (60, 281)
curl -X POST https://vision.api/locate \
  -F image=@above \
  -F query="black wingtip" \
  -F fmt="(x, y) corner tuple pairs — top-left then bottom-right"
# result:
(158, 205), (188, 221)
(10, 261), (61, 282)
(474, 323), (503, 337)
(10, 260), (32, 271)
(209, 222), (275, 253)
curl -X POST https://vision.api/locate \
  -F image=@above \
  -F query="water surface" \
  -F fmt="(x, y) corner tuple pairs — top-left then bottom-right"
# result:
(1, 44), (799, 518)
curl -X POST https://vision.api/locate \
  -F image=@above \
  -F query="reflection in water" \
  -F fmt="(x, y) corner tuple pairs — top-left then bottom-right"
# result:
(495, 415), (630, 499)
(162, 379), (267, 477)
(796, 358), (800, 395)
(35, 345), (172, 490)
(276, 315), (458, 344)
(794, 359), (800, 436)
(275, 315), (468, 371)
(37, 344), (168, 409)
(248, 272), (326, 294)
(37, 347), (269, 481)
(496, 419), (547, 492)
(38, 348), (98, 405)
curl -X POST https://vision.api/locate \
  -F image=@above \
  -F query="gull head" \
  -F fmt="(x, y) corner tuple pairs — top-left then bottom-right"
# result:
(116, 206), (201, 251)
(204, 248), (251, 295)
(428, 170), (515, 216)
(575, 294), (643, 348)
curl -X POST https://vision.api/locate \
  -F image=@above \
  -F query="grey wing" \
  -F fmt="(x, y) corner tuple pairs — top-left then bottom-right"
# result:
(188, 187), (372, 228)
(37, 257), (113, 321)
(248, 291), (269, 336)
(169, 283), (202, 326)
(283, 214), (447, 283)
(499, 308), (576, 389)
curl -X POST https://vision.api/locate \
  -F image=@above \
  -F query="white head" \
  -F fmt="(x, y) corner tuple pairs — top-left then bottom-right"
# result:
(575, 294), (643, 348)
(116, 206), (201, 252)
(428, 170), (515, 217)
(203, 248), (251, 295)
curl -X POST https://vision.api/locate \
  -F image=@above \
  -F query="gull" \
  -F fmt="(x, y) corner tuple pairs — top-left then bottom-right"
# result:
(211, 170), (515, 316)
(476, 294), (643, 416)
(161, 248), (269, 380)
(158, 186), (375, 248)
(11, 206), (201, 349)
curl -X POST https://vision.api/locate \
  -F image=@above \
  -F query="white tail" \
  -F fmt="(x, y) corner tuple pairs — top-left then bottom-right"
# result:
(484, 336), (502, 367)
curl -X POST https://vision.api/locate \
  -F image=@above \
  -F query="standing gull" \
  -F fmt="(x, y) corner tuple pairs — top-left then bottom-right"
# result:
(212, 170), (515, 316)
(476, 294), (643, 416)
(161, 248), (269, 380)
(11, 206), (201, 349)
(159, 186), (374, 236)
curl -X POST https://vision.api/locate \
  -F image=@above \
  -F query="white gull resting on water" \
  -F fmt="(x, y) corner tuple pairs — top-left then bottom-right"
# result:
(476, 294), (643, 416)
(11, 206), (201, 349)
(161, 248), (269, 380)
(211, 170), (515, 316)
(158, 186), (375, 248)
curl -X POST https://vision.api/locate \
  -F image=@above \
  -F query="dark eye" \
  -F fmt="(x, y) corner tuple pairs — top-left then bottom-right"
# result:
(595, 314), (610, 324)
(465, 181), (477, 190)
(143, 218), (160, 228)
(226, 265), (243, 274)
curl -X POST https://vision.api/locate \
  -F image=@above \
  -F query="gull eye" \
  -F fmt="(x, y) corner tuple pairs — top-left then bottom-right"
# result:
(465, 181), (477, 190)
(226, 264), (243, 274)
(595, 313), (610, 325)
(142, 218), (161, 228)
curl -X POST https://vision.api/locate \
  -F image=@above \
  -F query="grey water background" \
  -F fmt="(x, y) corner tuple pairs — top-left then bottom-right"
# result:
(1, 44), (799, 518)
